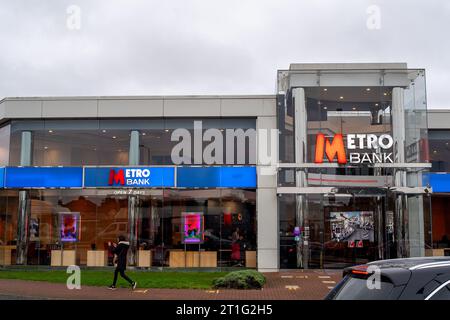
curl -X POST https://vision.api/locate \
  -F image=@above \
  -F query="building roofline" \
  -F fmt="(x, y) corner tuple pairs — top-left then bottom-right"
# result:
(0, 94), (276, 104)
(288, 62), (409, 70)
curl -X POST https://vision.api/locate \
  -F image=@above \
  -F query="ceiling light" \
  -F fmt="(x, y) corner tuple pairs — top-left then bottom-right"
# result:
(112, 136), (117, 139)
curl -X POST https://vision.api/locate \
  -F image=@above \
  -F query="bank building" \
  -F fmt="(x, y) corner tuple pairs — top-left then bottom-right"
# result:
(0, 63), (449, 271)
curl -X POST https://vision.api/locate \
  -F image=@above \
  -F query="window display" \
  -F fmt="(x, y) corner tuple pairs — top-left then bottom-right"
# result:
(59, 212), (80, 242)
(182, 212), (204, 244)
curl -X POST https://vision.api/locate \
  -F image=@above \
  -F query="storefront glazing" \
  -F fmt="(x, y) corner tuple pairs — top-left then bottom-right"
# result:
(277, 66), (431, 269)
(0, 117), (258, 269)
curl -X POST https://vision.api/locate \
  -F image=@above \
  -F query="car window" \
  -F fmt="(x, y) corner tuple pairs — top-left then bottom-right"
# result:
(428, 283), (450, 300)
(333, 275), (395, 300)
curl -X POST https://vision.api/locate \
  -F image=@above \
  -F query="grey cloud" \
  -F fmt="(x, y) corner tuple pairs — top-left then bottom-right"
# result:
(0, 0), (449, 108)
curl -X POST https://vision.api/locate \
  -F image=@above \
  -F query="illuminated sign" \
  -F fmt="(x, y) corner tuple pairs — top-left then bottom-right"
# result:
(84, 167), (175, 188)
(314, 133), (347, 164)
(1, 166), (256, 189)
(4, 167), (83, 188)
(60, 212), (80, 242)
(108, 168), (152, 186)
(182, 212), (204, 244)
(314, 133), (393, 164)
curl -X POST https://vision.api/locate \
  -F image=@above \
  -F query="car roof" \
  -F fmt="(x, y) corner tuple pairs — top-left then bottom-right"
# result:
(367, 257), (450, 270)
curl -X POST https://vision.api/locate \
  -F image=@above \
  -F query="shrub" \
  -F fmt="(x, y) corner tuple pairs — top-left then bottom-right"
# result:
(213, 270), (266, 289)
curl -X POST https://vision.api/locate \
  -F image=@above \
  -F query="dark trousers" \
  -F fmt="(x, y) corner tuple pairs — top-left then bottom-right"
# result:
(112, 268), (133, 286)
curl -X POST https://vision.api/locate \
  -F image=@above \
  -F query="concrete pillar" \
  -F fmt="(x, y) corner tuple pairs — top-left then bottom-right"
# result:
(20, 131), (32, 166)
(16, 131), (32, 265)
(293, 88), (309, 269)
(127, 130), (140, 265)
(407, 195), (425, 257)
(129, 130), (140, 166)
(256, 116), (279, 272)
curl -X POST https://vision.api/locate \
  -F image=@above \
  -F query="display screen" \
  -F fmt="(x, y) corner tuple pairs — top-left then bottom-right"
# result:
(182, 212), (204, 244)
(60, 213), (80, 242)
(329, 211), (374, 243)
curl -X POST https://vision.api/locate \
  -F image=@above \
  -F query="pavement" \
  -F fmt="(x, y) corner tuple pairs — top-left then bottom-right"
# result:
(0, 270), (342, 300)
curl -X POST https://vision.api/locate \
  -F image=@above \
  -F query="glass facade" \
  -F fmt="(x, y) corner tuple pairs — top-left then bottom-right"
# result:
(429, 130), (450, 172)
(277, 67), (431, 269)
(0, 189), (255, 267)
(0, 64), (439, 271)
(428, 130), (450, 251)
(8, 119), (256, 166)
(0, 117), (257, 269)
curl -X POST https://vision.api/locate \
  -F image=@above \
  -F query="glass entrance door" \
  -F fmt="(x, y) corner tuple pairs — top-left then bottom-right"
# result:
(321, 193), (382, 268)
(279, 188), (397, 269)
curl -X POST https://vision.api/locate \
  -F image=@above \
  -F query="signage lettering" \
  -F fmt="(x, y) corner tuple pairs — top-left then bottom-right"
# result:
(314, 133), (394, 164)
(108, 168), (152, 186)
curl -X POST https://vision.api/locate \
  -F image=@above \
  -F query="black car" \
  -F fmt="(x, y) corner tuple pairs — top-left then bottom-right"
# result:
(325, 257), (450, 300)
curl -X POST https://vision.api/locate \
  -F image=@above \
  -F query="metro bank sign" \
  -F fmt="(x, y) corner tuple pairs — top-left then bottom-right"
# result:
(314, 133), (394, 165)
(108, 168), (152, 186)
(84, 167), (175, 188)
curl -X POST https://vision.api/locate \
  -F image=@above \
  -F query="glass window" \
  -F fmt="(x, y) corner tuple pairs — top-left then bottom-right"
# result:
(333, 275), (395, 300)
(429, 130), (450, 172)
(429, 283), (450, 300)
(0, 191), (19, 266)
(9, 118), (257, 166)
(9, 120), (131, 166)
(0, 124), (10, 166)
(3, 188), (256, 268)
(139, 118), (256, 165)
(162, 189), (257, 268)
(305, 83), (392, 168)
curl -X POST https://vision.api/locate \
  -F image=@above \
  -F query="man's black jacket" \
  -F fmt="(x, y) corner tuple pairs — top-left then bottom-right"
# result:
(113, 241), (129, 270)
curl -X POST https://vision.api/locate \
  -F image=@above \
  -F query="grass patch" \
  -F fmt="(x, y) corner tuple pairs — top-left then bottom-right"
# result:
(0, 269), (228, 289)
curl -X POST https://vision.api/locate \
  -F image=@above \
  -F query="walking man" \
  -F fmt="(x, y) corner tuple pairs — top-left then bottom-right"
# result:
(108, 235), (137, 290)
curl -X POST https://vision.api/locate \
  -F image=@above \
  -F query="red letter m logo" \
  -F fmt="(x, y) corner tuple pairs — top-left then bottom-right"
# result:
(314, 133), (347, 164)
(108, 169), (125, 185)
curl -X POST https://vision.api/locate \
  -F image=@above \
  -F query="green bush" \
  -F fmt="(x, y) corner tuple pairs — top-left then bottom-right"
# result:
(213, 270), (266, 289)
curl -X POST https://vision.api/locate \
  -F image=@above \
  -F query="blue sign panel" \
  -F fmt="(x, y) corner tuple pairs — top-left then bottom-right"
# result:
(424, 173), (450, 193)
(84, 167), (175, 188)
(0, 167), (4, 188)
(177, 166), (257, 188)
(5, 167), (83, 188)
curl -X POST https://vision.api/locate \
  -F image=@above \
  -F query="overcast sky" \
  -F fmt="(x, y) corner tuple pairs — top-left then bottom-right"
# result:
(0, 0), (449, 108)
